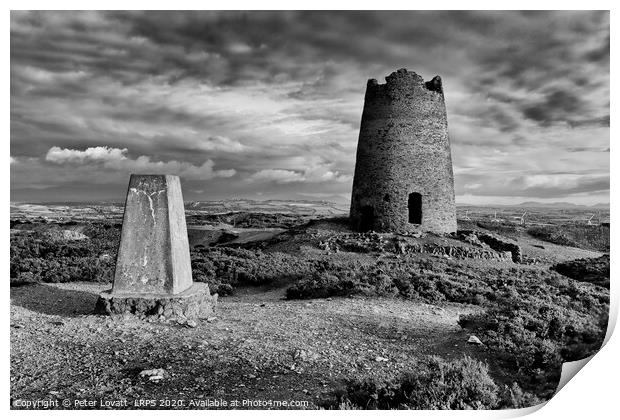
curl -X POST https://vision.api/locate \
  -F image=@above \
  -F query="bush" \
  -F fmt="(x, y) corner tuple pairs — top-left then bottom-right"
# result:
(10, 226), (119, 284)
(458, 285), (608, 393)
(326, 356), (539, 410)
(190, 247), (319, 295)
(497, 382), (543, 408)
(285, 258), (496, 304)
(552, 255), (610, 288)
(286, 272), (355, 299)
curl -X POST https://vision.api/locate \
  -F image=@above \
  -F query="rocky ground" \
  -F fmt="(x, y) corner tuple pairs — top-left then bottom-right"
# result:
(10, 209), (608, 410)
(11, 281), (493, 410)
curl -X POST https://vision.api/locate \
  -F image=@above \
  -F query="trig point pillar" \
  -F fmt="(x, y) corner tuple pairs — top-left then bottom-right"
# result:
(95, 174), (216, 320)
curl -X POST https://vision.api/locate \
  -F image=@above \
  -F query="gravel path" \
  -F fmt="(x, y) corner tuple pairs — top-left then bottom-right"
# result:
(11, 281), (488, 410)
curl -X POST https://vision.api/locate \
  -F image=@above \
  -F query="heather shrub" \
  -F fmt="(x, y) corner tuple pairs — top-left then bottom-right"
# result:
(527, 224), (609, 253)
(459, 287), (607, 391)
(286, 272), (349, 299)
(327, 356), (507, 410)
(10, 226), (118, 284)
(552, 254), (610, 288)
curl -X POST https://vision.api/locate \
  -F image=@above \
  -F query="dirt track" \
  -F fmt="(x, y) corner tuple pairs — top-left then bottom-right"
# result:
(11, 281), (490, 409)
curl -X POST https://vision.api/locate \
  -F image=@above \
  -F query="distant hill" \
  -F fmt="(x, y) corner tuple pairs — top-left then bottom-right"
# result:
(457, 201), (609, 210)
(590, 202), (611, 209)
(184, 199), (348, 215)
(516, 201), (609, 209)
(517, 201), (585, 209)
(14, 198), (608, 211)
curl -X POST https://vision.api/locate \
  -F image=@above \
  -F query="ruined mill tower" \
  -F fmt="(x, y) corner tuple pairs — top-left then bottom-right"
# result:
(350, 68), (457, 234)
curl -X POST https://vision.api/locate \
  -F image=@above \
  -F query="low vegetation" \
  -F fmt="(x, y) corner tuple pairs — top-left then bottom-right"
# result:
(458, 284), (607, 397)
(552, 254), (610, 288)
(286, 256), (609, 400)
(10, 218), (610, 407)
(324, 356), (541, 409)
(527, 224), (609, 253)
(10, 224), (119, 286)
(190, 247), (316, 295)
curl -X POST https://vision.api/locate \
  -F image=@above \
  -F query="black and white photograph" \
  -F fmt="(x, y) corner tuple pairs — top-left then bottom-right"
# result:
(9, 8), (611, 411)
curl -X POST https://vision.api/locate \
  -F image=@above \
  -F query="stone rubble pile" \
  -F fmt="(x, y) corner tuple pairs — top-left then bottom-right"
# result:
(318, 232), (514, 262)
(458, 230), (522, 263)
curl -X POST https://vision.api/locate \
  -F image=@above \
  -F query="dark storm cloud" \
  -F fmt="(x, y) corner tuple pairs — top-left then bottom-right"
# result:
(10, 10), (609, 204)
(521, 90), (584, 126)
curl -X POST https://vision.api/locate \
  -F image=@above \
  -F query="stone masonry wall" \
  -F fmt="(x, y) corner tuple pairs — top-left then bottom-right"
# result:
(350, 68), (457, 234)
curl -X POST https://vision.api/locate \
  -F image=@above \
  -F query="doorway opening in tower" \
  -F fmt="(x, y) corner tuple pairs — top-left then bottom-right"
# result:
(408, 193), (422, 224)
(359, 205), (375, 232)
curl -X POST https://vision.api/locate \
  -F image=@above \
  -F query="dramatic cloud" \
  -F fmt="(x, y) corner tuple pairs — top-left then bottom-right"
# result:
(44, 146), (236, 180)
(249, 163), (352, 184)
(10, 11), (609, 204)
(45, 146), (129, 165)
(250, 169), (305, 184)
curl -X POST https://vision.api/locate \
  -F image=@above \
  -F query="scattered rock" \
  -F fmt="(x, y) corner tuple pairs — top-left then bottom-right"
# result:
(460, 232), (484, 247)
(98, 253), (113, 262)
(467, 335), (483, 345)
(60, 230), (89, 241)
(292, 349), (319, 362)
(473, 231), (522, 263)
(139, 368), (166, 382)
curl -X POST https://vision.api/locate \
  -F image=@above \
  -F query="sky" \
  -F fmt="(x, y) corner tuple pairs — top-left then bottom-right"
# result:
(10, 11), (610, 205)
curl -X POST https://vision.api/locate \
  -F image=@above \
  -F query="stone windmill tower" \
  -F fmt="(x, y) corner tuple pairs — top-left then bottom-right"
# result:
(349, 68), (457, 234)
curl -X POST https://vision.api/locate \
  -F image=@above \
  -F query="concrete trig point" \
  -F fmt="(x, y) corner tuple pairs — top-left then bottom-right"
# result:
(95, 174), (216, 319)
